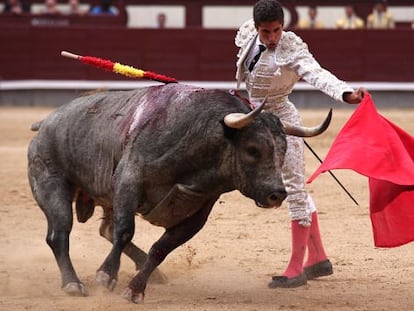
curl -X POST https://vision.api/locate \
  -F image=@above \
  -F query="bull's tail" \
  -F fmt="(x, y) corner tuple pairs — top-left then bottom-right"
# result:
(30, 120), (43, 131)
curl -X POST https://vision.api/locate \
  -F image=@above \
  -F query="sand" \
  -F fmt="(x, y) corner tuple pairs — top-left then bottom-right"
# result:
(1, 105), (413, 311)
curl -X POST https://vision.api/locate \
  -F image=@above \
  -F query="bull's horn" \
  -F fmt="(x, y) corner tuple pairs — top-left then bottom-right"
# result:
(283, 108), (332, 137)
(224, 96), (267, 129)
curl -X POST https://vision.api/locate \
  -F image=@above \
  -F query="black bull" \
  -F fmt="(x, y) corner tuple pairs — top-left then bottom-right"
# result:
(27, 83), (331, 303)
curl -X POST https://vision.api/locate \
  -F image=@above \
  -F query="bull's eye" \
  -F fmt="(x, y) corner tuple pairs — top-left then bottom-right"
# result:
(246, 146), (261, 159)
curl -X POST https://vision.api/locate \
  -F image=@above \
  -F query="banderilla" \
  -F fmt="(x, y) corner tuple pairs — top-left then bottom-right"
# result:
(304, 140), (359, 206)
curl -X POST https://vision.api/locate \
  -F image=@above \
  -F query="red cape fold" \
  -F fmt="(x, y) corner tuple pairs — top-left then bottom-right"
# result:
(308, 93), (414, 247)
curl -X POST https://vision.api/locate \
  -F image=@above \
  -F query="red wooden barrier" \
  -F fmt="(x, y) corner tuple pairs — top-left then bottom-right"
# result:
(1, 26), (413, 82)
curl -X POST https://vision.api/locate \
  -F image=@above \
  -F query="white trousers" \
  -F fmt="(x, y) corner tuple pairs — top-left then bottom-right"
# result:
(266, 100), (316, 226)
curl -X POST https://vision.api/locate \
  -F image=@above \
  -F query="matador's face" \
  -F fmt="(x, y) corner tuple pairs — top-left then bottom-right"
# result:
(256, 20), (283, 51)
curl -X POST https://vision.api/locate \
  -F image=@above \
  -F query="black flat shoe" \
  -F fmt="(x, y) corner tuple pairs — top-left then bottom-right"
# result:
(268, 273), (307, 288)
(304, 259), (333, 280)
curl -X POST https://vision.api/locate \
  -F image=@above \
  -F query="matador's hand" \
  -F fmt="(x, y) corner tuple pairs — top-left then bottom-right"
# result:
(343, 87), (368, 104)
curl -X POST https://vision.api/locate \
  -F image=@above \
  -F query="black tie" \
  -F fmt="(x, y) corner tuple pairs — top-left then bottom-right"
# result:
(248, 44), (266, 72)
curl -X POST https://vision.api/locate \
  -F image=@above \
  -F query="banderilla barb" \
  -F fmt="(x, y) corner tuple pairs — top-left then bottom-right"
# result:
(304, 140), (359, 206)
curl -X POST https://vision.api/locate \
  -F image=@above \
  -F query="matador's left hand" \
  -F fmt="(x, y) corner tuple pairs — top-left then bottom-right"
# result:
(343, 87), (368, 104)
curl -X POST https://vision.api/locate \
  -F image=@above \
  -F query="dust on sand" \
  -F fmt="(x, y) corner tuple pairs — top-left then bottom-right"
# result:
(1, 106), (413, 311)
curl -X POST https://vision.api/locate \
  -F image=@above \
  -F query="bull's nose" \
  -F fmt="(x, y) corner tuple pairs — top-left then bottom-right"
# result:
(267, 189), (287, 207)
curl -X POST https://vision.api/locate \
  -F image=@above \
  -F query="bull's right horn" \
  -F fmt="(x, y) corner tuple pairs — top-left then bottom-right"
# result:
(224, 96), (267, 129)
(283, 108), (332, 137)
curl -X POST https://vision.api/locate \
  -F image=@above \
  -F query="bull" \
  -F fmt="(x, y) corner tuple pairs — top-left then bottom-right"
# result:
(27, 83), (331, 303)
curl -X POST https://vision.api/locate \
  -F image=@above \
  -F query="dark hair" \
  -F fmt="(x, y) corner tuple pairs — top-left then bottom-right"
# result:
(253, 0), (284, 27)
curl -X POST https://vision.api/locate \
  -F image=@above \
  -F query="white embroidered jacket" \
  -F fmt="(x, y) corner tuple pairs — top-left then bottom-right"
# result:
(235, 19), (354, 105)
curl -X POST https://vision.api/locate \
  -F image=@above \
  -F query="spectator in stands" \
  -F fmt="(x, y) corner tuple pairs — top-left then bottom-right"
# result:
(367, 0), (394, 29)
(296, 5), (324, 29)
(336, 5), (364, 29)
(235, 0), (366, 289)
(67, 0), (85, 15)
(156, 12), (166, 28)
(41, 0), (61, 15)
(2, 0), (26, 14)
(89, 0), (117, 15)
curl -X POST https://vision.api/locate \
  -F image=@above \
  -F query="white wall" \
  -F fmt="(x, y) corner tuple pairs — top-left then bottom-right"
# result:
(202, 5), (292, 29)
(125, 5), (413, 29)
(297, 5), (414, 28)
(126, 5), (185, 28)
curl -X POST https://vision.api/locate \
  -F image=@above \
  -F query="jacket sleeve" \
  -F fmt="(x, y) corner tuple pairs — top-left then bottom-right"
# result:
(282, 32), (354, 102)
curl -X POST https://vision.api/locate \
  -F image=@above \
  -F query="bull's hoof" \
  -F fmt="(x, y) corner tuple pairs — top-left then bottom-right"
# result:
(63, 282), (87, 296)
(148, 269), (168, 284)
(121, 287), (145, 304)
(96, 270), (117, 290)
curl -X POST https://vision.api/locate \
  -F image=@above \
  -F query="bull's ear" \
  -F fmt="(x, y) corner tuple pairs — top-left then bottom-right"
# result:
(283, 108), (332, 137)
(223, 96), (267, 129)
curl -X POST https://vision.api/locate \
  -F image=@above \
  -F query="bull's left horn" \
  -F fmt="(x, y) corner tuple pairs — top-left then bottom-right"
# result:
(283, 108), (332, 137)
(224, 96), (267, 129)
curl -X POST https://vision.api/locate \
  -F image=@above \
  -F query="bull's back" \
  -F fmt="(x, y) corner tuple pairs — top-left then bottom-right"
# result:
(28, 88), (149, 196)
(28, 84), (250, 198)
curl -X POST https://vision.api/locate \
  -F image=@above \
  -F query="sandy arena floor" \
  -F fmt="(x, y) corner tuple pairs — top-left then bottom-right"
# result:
(0, 104), (413, 311)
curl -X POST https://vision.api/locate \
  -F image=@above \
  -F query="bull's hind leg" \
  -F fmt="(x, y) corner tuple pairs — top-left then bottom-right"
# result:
(98, 208), (168, 284)
(28, 156), (85, 296)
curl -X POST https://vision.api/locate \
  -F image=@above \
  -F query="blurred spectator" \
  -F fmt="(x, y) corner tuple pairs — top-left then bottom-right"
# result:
(367, 0), (394, 29)
(2, 0), (28, 14)
(89, 0), (117, 15)
(336, 5), (364, 29)
(296, 6), (324, 29)
(67, 0), (85, 15)
(156, 12), (166, 28)
(41, 0), (61, 15)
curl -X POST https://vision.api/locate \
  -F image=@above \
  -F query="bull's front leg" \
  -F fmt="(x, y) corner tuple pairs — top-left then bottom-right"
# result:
(96, 168), (142, 291)
(99, 207), (168, 284)
(122, 197), (217, 304)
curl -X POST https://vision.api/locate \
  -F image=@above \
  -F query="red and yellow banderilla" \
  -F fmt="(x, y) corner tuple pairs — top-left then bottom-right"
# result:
(61, 51), (178, 84)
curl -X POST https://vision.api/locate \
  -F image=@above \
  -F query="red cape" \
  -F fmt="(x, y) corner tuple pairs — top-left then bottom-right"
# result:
(308, 93), (414, 247)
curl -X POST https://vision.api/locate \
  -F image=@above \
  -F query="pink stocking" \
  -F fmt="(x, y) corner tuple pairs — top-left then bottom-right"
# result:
(304, 211), (328, 268)
(282, 220), (310, 278)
